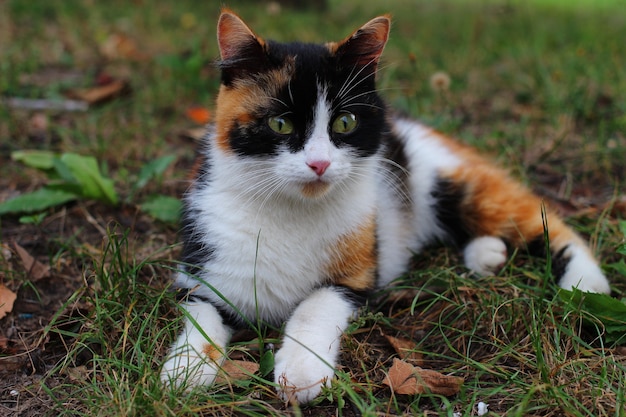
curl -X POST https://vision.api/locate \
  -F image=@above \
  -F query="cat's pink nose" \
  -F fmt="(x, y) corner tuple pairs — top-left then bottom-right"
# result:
(307, 160), (330, 176)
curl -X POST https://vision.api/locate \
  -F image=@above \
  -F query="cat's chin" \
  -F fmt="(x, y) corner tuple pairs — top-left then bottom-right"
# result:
(300, 180), (332, 199)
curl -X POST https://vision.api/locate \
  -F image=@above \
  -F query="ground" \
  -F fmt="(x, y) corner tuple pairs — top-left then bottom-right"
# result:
(1, 1), (625, 416)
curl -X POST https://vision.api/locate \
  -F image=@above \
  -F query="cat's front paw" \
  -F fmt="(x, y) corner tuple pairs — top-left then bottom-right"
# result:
(273, 345), (335, 404)
(160, 346), (222, 389)
(463, 236), (507, 276)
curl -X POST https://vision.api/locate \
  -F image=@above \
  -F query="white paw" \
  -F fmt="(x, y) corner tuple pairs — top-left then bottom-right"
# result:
(160, 344), (222, 389)
(274, 343), (335, 404)
(160, 301), (231, 390)
(463, 236), (507, 276)
(558, 245), (610, 294)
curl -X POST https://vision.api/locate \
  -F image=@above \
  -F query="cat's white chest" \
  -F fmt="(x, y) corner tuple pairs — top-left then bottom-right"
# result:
(187, 180), (374, 324)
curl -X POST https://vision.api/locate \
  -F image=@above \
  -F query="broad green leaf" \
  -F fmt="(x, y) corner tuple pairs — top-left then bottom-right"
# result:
(259, 349), (274, 378)
(134, 155), (176, 191)
(0, 188), (78, 215)
(52, 157), (79, 183)
(140, 195), (181, 223)
(59, 153), (118, 205)
(11, 150), (57, 170)
(560, 288), (626, 344)
(608, 260), (626, 276)
(19, 213), (48, 225)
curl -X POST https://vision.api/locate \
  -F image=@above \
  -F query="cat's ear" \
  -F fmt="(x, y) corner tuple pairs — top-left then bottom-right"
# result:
(334, 15), (390, 70)
(217, 10), (268, 84)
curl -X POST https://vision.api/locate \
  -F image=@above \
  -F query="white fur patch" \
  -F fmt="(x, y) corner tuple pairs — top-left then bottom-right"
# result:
(463, 236), (508, 276)
(160, 300), (232, 389)
(274, 287), (355, 403)
(558, 244), (610, 294)
(376, 118), (462, 286)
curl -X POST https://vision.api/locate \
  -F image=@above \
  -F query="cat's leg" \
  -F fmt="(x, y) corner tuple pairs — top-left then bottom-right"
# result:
(435, 163), (610, 294)
(161, 299), (232, 389)
(274, 286), (356, 404)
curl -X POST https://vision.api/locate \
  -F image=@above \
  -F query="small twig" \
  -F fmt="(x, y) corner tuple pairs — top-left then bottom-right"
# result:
(3, 97), (89, 112)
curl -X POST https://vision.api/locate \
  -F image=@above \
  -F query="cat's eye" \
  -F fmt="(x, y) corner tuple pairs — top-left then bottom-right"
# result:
(331, 112), (358, 134)
(268, 116), (294, 135)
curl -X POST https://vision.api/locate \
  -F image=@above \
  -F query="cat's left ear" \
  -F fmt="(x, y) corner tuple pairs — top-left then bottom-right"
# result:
(333, 15), (390, 70)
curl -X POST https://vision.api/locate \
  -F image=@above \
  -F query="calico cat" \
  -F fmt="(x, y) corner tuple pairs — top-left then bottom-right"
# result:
(161, 10), (610, 403)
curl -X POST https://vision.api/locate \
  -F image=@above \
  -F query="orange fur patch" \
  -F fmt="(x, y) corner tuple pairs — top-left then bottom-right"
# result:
(326, 217), (377, 291)
(202, 343), (223, 362)
(443, 156), (579, 253)
(214, 61), (295, 154)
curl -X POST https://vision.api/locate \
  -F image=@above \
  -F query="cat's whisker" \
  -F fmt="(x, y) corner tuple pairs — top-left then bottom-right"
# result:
(334, 59), (386, 106)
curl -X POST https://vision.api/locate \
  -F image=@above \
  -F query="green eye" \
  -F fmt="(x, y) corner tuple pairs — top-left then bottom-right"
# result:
(268, 116), (294, 135)
(331, 112), (357, 134)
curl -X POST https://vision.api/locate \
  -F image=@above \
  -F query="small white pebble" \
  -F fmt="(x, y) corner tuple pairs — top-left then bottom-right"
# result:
(10, 389), (19, 396)
(453, 413), (462, 417)
(477, 401), (489, 416)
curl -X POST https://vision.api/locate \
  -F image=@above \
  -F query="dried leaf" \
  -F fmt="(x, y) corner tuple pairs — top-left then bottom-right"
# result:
(385, 335), (423, 365)
(100, 33), (145, 60)
(186, 107), (212, 124)
(382, 358), (463, 396)
(65, 79), (130, 105)
(215, 360), (259, 384)
(0, 334), (8, 349)
(13, 242), (50, 281)
(0, 284), (17, 320)
(180, 127), (207, 141)
(64, 365), (92, 382)
(382, 357), (418, 394)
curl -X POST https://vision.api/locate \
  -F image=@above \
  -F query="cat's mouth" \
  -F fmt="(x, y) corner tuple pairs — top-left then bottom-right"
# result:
(300, 180), (331, 198)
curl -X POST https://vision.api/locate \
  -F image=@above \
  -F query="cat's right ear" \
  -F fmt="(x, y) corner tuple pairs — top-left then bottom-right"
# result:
(333, 15), (390, 72)
(217, 11), (268, 85)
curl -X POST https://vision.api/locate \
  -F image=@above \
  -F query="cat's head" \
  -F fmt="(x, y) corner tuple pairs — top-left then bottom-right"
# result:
(213, 10), (390, 200)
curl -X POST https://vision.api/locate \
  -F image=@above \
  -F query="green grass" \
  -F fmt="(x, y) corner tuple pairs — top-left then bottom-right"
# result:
(1, 0), (625, 416)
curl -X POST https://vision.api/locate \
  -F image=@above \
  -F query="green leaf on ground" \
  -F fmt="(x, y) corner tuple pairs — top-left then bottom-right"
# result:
(0, 188), (78, 215)
(134, 155), (176, 191)
(59, 153), (118, 205)
(11, 150), (57, 170)
(560, 288), (626, 344)
(140, 195), (181, 223)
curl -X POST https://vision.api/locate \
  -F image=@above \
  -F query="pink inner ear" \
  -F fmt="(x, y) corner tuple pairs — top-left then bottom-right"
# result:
(217, 12), (260, 61)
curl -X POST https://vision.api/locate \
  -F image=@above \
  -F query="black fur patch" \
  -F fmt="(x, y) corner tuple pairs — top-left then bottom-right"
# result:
(431, 177), (471, 247)
(335, 285), (370, 308)
(226, 40), (386, 159)
(524, 236), (571, 282)
(179, 206), (215, 277)
(383, 129), (411, 208)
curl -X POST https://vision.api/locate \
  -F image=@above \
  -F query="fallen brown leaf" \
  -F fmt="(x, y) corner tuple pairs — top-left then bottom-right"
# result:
(215, 359), (259, 384)
(0, 284), (17, 320)
(180, 127), (208, 142)
(63, 365), (93, 382)
(100, 33), (145, 60)
(13, 242), (50, 281)
(382, 358), (463, 396)
(65, 79), (130, 105)
(384, 335), (423, 365)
